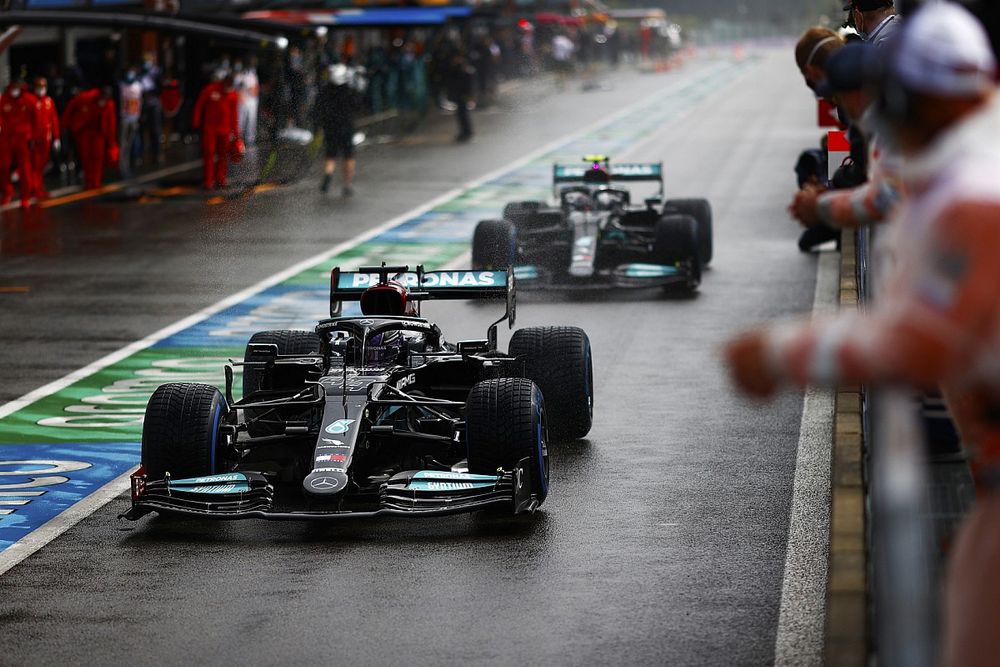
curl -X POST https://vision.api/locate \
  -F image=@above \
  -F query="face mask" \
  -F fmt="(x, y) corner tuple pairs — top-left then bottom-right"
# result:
(35, 87), (46, 97)
(10, 87), (21, 98)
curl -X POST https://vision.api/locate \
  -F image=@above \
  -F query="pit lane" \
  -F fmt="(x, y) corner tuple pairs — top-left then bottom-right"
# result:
(0, 50), (825, 665)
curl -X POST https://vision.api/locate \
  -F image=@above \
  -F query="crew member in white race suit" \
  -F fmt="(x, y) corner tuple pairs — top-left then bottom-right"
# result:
(234, 58), (259, 146)
(725, 5), (1000, 665)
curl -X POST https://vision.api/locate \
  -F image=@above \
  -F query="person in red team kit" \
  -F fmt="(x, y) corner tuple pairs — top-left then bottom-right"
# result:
(31, 77), (60, 199)
(0, 79), (40, 207)
(192, 74), (241, 190)
(62, 86), (118, 190)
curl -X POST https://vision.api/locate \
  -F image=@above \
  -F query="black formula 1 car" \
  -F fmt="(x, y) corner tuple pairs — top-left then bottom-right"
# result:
(125, 264), (593, 522)
(472, 155), (713, 292)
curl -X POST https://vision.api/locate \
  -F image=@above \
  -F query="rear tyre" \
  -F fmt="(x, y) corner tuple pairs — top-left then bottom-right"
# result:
(508, 326), (593, 441)
(242, 329), (321, 437)
(502, 200), (544, 221)
(466, 378), (549, 504)
(472, 219), (516, 270)
(654, 214), (702, 291)
(142, 383), (230, 480)
(664, 198), (713, 266)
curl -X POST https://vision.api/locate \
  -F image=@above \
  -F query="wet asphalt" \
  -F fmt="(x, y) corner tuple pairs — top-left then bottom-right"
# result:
(0, 50), (825, 666)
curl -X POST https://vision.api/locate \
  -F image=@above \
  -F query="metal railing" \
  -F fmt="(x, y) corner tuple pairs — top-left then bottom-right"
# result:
(857, 226), (938, 666)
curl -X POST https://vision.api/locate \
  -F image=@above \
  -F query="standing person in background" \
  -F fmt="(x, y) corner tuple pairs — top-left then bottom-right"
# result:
(552, 31), (576, 89)
(118, 68), (143, 178)
(139, 53), (163, 165)
(192, 73), (241, 190)
(285, 46), (308, 127)
(62, 86), (117, 190)
(316, 63), (363, 196)
(0, 79), (40, 207)
(446, 53), (475, 143)
(234, 57), (260, 146)
(31, 76), (59, 200)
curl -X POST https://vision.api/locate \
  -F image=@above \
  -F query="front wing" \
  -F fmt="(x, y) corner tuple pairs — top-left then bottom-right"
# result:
(513, 263), (695, 290)
(122, 461), (539, 521)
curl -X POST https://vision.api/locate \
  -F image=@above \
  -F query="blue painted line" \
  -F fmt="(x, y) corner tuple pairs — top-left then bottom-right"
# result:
(0, 443), (139, 552)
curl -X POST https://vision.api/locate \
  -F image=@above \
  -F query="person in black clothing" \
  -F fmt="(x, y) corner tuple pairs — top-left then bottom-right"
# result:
(446, 54), (475, 142)
(316, 64), (363, 196)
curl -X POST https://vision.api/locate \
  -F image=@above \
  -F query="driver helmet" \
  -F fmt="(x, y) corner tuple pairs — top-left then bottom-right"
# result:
(564, 189), (593, 211)
(365, 330), (405, 366)
(360, 281), (416, 317)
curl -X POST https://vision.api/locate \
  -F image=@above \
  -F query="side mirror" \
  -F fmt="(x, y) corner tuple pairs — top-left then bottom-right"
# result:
(644, 196), (662, 210)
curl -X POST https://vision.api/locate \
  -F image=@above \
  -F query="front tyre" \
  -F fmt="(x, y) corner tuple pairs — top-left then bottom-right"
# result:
(509, 326), (593, 440)
(472, 219), (516, 270)
(655, 214), (702, 292)
(466, 378), (549, 505)
(664, 198), (713, 266)
(142, 383), (231, 480)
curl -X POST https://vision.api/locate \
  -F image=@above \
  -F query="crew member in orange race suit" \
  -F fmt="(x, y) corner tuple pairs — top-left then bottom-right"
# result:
(192, 73), (240, 190)
(31, 77), (60, 199)
(62, 86), (118, 190)
(724, 6), (1000, 665)
(0, 79), (40, 207)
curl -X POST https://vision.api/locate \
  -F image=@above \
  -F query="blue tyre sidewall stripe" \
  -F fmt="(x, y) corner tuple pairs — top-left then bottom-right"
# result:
(209, 398), (225, 475)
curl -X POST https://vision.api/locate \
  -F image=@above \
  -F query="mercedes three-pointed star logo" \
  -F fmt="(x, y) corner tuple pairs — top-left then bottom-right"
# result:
(310, 476), (340, 491)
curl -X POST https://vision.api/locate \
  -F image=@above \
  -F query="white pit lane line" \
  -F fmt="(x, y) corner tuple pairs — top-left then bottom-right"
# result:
(773, 250), (840, 666)
(0, 59), (749, 577)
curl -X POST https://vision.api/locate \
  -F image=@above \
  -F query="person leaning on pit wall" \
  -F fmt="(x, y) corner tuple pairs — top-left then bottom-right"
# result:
(793, 27), (859, 251)
(790, 42), (903, 234)
(725, 5), (1000, 665)
(845, 0), (901, 49)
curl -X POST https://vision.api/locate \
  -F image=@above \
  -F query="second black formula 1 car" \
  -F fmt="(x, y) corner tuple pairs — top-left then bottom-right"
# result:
(125, 264), (593, 522)
(472, 155), (713, 292)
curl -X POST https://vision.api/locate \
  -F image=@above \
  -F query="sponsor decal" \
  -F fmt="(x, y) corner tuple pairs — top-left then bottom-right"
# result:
(412, 470), (497, 481)
(408, 480), (495, 492)
(313, 467), (346, 473)
(325, 419), (355, 435)
(396, 373), (416, 390)
(177, 473), (245, 485)
(315, 454), (333, 462)
(344, 271), (502, 290)
(185, 483), (249, 495)
(320, 439), (346, 446)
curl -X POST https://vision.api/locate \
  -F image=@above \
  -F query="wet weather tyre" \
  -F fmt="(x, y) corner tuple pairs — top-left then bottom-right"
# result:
(508, 326), (593, 440)
(664, 198), (713, 265)
(242, 329), (321, 437)
(466, 378), (549, 504)
(502, 200), (544, 221)
(142, 383), (230, 480)
(472, 219), (516, 270)
(655, 214), (702, 291)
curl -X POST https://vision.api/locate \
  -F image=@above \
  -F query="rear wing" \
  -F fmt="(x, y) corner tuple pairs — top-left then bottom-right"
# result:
(552, 162), (664, 185)
(329, 264), (516, 339)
